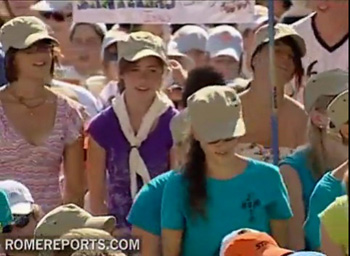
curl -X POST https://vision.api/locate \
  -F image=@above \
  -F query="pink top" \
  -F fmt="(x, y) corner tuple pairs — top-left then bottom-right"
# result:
(0, 96), (83, 213)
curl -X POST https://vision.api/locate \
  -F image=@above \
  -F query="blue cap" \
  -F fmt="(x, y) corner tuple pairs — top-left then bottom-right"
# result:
(289, 252), (326, 255)
(173, 25), (209, 53)
(0, 189), (13, 229)
(206, 25), (243, 61)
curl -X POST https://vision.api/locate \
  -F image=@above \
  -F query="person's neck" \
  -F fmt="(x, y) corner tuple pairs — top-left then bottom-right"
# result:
(314, 12), (349, 44)
(124, 91), (155, 117)
(9, 79), (47, 98)
(205, 154), (245, 180)
(248, 75), (285, 109)
(324, 137), (349, 170)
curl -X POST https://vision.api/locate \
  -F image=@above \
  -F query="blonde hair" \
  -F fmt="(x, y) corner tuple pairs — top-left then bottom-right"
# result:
(307, 95), (339, 179)
(307, 121), (328, 179)
(174, 134), (191, 170)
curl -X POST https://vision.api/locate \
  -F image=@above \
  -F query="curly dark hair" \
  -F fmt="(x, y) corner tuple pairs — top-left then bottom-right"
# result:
(184, 136), (207, 218)
(182, 66), (226, 107)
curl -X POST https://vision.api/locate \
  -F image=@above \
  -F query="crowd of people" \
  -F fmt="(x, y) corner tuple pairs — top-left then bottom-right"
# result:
(0, 0), (348, 256)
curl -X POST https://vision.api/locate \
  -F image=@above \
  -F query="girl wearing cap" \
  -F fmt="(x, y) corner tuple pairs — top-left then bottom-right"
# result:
(206, 25), (243, 84)
(0, 16), (85, 213)
(88, 29), (128, 105)
(279, 71), (348, 250)
(318, 91), (349, 256)
(126, 67), (226, 256)
(161, 86), (292, 256)
(0, 180), (44, 256)
(235, 23), (308, 164)
(63, 23), (106, 85)
(172, 25), (209, 68)
(87, 31), (178, 232)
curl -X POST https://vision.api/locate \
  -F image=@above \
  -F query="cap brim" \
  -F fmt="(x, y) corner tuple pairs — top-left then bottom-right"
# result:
(262, 246), (293, 256)
(275, 34), (306, 57)
(255, 33), (306, 59)
(199, 118), (246, 143)
(123, 49), (167, 65)
(210, 48), (241, 61)
(85, 216), (116, 232)
(24, 33), (59, 49)
(11, 202), (33, 215)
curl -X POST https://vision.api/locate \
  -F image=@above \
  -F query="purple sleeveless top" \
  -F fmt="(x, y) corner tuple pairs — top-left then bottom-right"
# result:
(87, 106), (177, 229)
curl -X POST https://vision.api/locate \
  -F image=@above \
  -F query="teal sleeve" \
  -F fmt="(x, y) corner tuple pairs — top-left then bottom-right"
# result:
(266, 166), (293, 220)
(127, 185), (162, 236)
(304, 172), (346, 250)
(161, 174), (186, 230)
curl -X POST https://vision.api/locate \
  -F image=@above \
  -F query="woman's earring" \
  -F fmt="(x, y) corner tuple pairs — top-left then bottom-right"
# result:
(310, 110), (330, 129)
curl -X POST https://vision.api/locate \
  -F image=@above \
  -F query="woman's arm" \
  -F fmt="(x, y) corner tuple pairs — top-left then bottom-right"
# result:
(86, 136), (108, 215)
(270, 219), (288, 247)
(280, 165), (306, 250)
(132, 226), (161, 256)
(63, 135), (85, 207)
(162, 229), (183, 256)
(320, 223), (345, 256)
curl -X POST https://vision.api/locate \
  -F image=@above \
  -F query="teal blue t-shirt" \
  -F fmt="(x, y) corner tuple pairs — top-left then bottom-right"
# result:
(127, 171), (176, 236)
(279, 146), (318, 214)
(161, 159), (293, 256)
(304, 172), (345, 250)
(0, 189), (13, 228)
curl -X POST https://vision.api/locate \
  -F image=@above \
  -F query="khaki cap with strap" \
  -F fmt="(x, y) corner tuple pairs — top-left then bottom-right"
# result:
(118, 31), (167, 64)
(304, 69), (348, 113)
(187, 86), (245, 143)
(252, 23), (306, 58)
(0, 16), (58, 53)
(327, 90), (349, 133)
(34, 204), (116, 238)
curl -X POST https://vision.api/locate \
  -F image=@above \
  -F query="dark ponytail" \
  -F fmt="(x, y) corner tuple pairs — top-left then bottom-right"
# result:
(184, 136), (207, 218)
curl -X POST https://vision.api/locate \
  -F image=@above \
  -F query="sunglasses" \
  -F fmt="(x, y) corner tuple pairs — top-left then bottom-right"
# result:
(1, 213), (32, 234)
(40, 11), (72, 22)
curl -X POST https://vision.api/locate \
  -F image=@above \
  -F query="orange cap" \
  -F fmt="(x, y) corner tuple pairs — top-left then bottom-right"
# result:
(224, 232), (293, 256)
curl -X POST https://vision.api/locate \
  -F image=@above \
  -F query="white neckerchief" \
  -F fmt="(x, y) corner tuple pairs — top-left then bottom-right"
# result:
(112, 91), (173, 199)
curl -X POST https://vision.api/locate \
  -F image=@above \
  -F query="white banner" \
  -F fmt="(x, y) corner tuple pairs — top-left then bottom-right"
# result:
(73, 0), (255, 24)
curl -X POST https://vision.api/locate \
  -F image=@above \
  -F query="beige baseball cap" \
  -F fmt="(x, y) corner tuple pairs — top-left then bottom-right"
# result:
(34, 204), (116, 238)
(187, 86), (245, 143)
(304, 69), (349, 113)
(252, 23), (306, 58)
(0, 16), (58, 53)
(327, 90), (349, 132)
(170, 109), (191, 144)
(118, 31), (167, 64)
